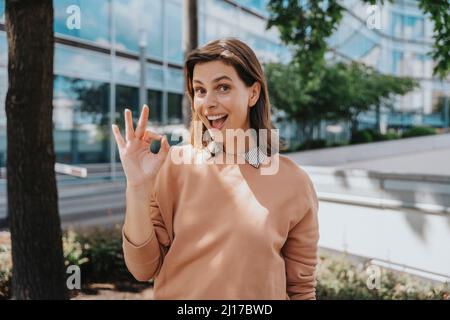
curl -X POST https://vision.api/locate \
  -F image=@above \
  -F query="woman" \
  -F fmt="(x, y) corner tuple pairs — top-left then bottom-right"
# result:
(111, 38), (320, 300)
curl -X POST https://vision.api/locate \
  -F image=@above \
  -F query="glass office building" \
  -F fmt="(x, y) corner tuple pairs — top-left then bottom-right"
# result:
(0, 0), (289, 166)
(0, 0), (447, 166)
(327, 0), (450, 131)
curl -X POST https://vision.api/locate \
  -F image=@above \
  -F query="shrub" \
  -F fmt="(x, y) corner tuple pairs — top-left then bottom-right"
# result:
(1, 230), (449, 300)
(327, 142), (349, 148)
(368, 129), (400, 142)
(299, 139), (327, 150)
(316, 251), (449, 300)
(401, 126), (436, 138)
(382, 131), (400, 140)
(66, 226), (134, 283)
(0, 238), (11, 300)
(350, 129), (373, 144)
(0, 227), (135, 299)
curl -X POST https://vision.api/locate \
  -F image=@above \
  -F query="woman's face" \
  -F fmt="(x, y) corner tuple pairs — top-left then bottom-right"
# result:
(192, 60), (260, 142)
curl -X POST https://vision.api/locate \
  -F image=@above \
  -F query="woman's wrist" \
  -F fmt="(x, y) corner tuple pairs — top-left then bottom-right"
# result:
(126, 179), (156, 196)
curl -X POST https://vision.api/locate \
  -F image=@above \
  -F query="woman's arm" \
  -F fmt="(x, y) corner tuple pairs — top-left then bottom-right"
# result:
(282, 176), (320, 300)
(124, 183), (155, 246)
(111, 105), (171, 282)
(122, 182), (167, 282)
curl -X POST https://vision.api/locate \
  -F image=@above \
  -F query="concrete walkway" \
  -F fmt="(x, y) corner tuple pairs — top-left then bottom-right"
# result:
(287, 133), (450, 176)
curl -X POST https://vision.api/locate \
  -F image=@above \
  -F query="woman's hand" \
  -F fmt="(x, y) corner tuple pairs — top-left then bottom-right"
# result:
(112, 105), (170, 190)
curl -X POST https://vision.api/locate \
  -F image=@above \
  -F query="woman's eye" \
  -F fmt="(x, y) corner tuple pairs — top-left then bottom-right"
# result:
(218, 85), (229, 92)
(194, 88), (205, 95)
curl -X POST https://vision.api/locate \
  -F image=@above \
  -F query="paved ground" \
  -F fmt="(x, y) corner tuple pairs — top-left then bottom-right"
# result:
(287, 134), (450, 176)
(335, 148), (450, 176)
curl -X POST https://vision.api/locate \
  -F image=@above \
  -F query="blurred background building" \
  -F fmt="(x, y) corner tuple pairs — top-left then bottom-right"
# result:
(0, 0), (448, 284)
(0, 0), (447, 166)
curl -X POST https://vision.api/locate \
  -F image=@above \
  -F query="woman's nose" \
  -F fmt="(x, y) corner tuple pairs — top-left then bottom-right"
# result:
(204, 91), (218, 109)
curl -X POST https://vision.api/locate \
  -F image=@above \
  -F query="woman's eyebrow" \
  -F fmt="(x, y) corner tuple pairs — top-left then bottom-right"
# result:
(193, 75), (232, 84)
(212, 75), (232, 83)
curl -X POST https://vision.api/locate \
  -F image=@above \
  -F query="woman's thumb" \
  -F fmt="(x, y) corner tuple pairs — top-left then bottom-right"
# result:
(159, 135), (170, 156)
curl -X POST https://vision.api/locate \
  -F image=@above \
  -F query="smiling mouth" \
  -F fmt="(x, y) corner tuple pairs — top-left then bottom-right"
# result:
(207, 114), (228, 130)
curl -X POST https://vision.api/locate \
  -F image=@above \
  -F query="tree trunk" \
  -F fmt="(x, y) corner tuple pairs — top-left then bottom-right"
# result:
(5, 0), (68, 299)
(375, 104), (381, 134)
(182, 0), (198, 128)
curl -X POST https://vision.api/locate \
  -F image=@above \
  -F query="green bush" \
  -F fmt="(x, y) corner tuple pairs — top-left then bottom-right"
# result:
(0, 227), (135, 299)
(402, 126), (436, 138)
(1, 230), (449, 300)
(382, 131), (400, 141)
(0, 241), (11, 300)
(65, 227), (134, 283)
(299, 139), (327, 150)
(350, 129), (373, 144)
(368, 129), (400, 142)
(316, 251), (449, 300)
(327, 142), (349, 148)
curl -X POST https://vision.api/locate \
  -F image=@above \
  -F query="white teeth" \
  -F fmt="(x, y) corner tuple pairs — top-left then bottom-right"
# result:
(206, 114), (227, 121)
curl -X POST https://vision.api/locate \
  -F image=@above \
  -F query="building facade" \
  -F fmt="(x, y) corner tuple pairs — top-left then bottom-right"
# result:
(0, 0), (447, 166)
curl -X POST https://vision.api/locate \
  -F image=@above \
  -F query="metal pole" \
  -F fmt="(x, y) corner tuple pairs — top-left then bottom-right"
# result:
(444, 94), (449, 134)
(162, 0), (168, 125)
(109, 0), (117, 181)
(139, 28), (147, 109)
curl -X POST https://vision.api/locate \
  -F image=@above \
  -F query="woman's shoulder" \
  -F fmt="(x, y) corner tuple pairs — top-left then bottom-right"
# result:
(277, 154), (313, 184)
(277, 154), (319, 215)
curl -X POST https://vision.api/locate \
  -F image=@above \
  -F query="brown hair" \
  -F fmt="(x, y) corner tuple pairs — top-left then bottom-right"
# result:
(184, 38), (278, 156)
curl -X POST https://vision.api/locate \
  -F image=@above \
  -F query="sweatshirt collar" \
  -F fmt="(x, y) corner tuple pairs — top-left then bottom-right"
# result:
(207, 142), (267, 169)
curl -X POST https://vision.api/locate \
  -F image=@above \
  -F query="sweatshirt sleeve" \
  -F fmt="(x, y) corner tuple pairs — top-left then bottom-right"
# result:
(282, 175), (320, 300)
(122, 149), (175, 282)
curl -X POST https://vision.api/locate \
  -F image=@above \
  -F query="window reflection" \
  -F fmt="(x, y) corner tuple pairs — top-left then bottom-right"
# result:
(54, 0), (110, 46)
(391, 12), (424, 39)
(168, 92), (183, 124)
(114, 0), (163, 59)
(55, 45), (111, 82)
(115, 85), (163, 125)
(167, 1), (183, 64)
(53, 75), (110, 164)
(148, 89), (163, 124)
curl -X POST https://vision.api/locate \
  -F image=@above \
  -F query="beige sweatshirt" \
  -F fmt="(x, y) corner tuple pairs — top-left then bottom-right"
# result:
(122, 144), (320, 300)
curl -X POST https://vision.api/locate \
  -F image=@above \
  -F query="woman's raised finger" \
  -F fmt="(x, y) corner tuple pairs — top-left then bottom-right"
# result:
(135, 104), (149, 139)
(142, 129), (162, 144)
(111, 124), (126, 148)
(124, 108), (135, 142)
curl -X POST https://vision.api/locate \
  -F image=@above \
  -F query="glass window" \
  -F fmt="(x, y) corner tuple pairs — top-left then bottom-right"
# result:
(0, 31), (6, 69)
(0, 72), (5, 168)
(167, 67), (184, 94)
(54, 44), (111, 82)
(391, 12), (424, 39)
(148, 89), (163, 124)
(53, 75), (110, 164)
(404, 15), (424, 39)
(115, 84), (139, 123)
(392, 50), (403, 74)
(115, 57), (140, 86)
(0, 0), (4, 24)
(234, 0), (270, 17)
(391, 12), (403, 38)
(167, 1), (183, 64)
(205, 0), (238, 20)
(147, 63), (164, 90)
(114, 0), (163, 59)
(338, 31), (376, 60)
(168, 92), (183, 124)
(54, 0), (110, 46)
(116, 58), (165, 91)
(115, 86), (162, 126)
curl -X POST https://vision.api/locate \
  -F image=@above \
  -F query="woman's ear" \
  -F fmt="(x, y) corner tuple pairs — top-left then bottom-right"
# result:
(248, 82), (261, 107)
